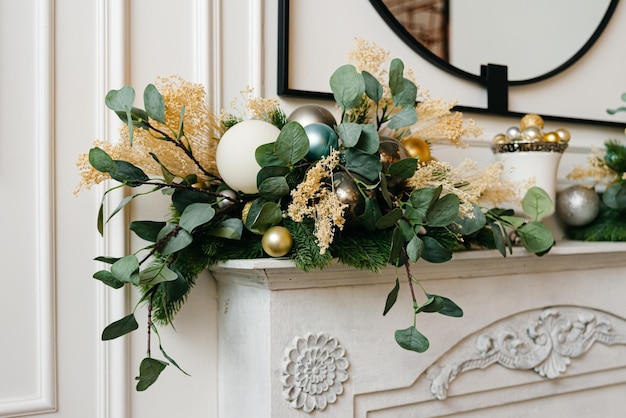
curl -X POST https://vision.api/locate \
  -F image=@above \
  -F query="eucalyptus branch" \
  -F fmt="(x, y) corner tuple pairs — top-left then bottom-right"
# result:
(139, 225), (183, 265)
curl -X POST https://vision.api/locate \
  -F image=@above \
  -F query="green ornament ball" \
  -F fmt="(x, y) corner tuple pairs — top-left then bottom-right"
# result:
(556, 185), (600, 226)
(304, 123), (339, 161)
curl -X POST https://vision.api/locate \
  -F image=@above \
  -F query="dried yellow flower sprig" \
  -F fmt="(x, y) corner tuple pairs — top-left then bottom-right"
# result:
(287, 150), (348, 254)
(567, 146), (618, 186)
(76, 76), (222, 193)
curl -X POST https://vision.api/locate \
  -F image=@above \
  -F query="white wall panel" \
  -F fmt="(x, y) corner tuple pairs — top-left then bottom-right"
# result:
(0, 0), (56, 415)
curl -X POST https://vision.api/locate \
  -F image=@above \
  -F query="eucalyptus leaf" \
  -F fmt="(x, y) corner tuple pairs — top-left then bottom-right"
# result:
(255, 142), (286, 167)
(388, 227), (404, 266)
(247, 201), (282, 234)
(455, 204), (486, 235)
(89, 147), (116, 173)
(143, 84), (165, 123)
(392, 79), (418, 108)
(355, 124), (380, 154)
(335, 123), (362, 148)
(275, 121), (309, 164)
(406, 235), (424, 262)
(421, 236), (452, 263)
(388, 59), (405, 97)
(490, 221), (507, 257)
(159, 342), (189, 376)
(93, 270), (124, 289)
(165, 268), (189, 302)
(94, 256), (121, 265)
(208, 218), (243, 240)
(102, 313), (139, 341)
(111, 255), (140, 284)
(156, 224), (193, 255)
(521, 186), (553, 220)
(500, 215), (525, 229)
(388, 157), (418, 179)
(139, 264), (179, 285)
(362, 70), (383, 103)
(258, 176), (290, 200)
(409, 187), (441, 220)
(394, 326), (429, 353)
(387, 105), (417, 130)
(109, 160), (150, 185)
(171, 188), (212, 214)
(517, 221), (554, 254)
(426, 194), (460, 227)
(135, 358), (168, 391)
(105, 86), (135, 113)
(375, 208), (403, 229)
(329, 64), (365, 111)
(342, 148), (382, 182)
(357, 197), (382, 231)
(416, 295), (444, 313)
(426, 293), (464, 317)
(179, 203), (215, 233)
(602, 183), (626, 210)
(130, 220), (167, 242)
(383, 278), (400, 316)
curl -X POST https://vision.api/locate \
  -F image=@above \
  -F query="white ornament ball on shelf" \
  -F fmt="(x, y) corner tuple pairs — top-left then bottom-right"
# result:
(215, 120), (280, 194)
(556, 185), (600, 226)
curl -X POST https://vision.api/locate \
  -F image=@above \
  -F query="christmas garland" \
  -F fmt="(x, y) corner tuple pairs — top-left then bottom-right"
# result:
(78, 46), (555, 390)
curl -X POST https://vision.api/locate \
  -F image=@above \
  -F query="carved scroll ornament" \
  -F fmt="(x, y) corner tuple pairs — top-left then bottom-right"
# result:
(427, 307), (626, 400)
(281, 332), (349, 413)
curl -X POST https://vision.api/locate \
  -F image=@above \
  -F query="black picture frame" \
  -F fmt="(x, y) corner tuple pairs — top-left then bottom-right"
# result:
(277, 0), (624, 127)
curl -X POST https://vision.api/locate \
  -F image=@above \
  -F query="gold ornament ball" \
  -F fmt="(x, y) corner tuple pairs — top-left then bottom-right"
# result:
(492, 133), (508, 144)
(543, 131), (561, 143)
(261, 226), (293, 257)
(402, 137), (431, 162)
(520, 113), (545, 130)
(556, 128), (571, 143)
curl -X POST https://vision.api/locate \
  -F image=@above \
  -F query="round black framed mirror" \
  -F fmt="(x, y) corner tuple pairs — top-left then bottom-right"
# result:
(369, 0), (619, 86)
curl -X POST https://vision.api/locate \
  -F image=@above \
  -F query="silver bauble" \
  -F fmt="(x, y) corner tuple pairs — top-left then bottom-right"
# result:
(378, 136), (409, 188)
(505, 126), (521, 140)
(521, 126), (543, 142)
(216, 189), (238, 209)
(332, 171), (366, 227)
(556, 185), (600, 226)
(288, 105), (337, 128)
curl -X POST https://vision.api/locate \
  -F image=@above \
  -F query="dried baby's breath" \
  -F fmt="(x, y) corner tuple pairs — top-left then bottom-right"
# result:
(567, 146), (617, 186)
(287, 151), (347, 254)
(76, 76), (221, 193)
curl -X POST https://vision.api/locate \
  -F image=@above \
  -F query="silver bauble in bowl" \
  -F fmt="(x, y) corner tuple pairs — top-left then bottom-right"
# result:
(556, 185), (600, 226)
(288, 104), (337, 128)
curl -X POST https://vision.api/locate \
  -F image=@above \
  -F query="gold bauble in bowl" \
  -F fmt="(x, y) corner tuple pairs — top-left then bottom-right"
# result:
(543, 131), (561, 143)
(261, 226), (293, 257)
(556, 128), (571, 143)
(402, 137), (431, 163)
(520, 113), (544, 130)
(492, 133), (508, 144)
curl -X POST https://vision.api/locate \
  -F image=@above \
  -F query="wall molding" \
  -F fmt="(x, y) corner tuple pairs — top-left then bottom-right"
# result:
(96, 1), (131, 417)
(0, 0), (58, 415)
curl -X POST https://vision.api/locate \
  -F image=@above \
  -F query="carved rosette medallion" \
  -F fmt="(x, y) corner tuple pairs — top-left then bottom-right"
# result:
(281, 332), (349, 413)
(428, 307), (626, 400)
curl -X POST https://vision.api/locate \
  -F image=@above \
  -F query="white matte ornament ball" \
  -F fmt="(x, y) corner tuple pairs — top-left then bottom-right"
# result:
(556, 185), (600, 226)
(216, 120), (280, 194)
(506, 126), (521, 140)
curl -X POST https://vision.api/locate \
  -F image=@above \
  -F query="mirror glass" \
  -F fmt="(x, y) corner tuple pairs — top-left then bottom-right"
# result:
(376, 0), (616, 83)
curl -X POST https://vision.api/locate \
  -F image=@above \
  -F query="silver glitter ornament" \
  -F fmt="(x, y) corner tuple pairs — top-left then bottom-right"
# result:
(556, 185), (600, 226)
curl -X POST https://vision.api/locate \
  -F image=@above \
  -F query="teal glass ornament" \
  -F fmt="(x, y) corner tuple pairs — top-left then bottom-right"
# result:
(304, 123), (339, 161)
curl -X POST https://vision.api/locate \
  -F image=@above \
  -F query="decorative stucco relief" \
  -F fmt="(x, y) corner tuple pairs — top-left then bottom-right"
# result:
(281, 332), (349, 413)
(427, 307), (626, 400)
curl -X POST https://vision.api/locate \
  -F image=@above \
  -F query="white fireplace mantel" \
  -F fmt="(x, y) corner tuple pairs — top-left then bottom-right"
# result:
(210, 241), (626, 417)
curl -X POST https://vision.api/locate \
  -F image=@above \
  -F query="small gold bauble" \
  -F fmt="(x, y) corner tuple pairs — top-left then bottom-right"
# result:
(261, 226), (293, 257)
(492, 133), (508, 144)
(520, 113), (544, 130)
(402, 137), (431, 162)
(241, 201), (253, 224)
(521, 126), (543, 142)
(556, 128), (571, 143)
(543, 131), (560, 143)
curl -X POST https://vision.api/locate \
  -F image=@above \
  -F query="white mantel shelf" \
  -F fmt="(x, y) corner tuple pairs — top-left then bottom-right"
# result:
(210, 240), (626, 290)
